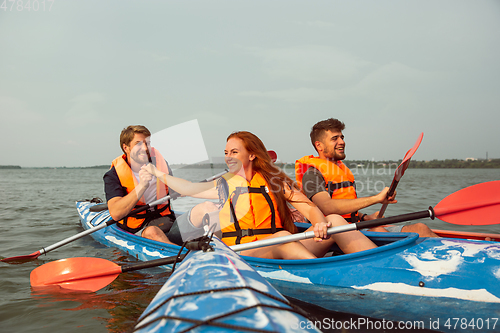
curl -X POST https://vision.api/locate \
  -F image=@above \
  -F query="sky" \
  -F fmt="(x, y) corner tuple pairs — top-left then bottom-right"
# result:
(1, 0), (499, 167)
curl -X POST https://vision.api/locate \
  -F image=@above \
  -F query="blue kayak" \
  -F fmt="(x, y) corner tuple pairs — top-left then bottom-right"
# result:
(134, 238), (319, 332)
(133, 236), (319, 332)
(78, 201), (500, 332)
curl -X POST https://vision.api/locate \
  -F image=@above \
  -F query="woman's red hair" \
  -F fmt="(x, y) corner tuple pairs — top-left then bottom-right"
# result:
(226, 131), (298, 234)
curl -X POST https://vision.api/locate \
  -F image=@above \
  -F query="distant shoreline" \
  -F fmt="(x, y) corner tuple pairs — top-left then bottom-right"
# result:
(2, 158), (500, 169)
(0, 165), (22, 169)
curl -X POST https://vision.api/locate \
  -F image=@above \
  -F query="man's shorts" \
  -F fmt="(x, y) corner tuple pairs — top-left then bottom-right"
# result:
(166, 208), (205, 246)
(136, 215), (176, 236)
(383, 225), (404, 233)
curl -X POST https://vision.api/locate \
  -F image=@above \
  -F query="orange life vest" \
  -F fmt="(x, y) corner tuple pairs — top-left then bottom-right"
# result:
(295, 155), (359, 222)
(219, 172), (284, 246)
(112, 148), (172, 232)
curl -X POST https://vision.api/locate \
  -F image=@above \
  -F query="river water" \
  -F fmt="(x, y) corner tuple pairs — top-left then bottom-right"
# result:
(1, 167), (499, 332)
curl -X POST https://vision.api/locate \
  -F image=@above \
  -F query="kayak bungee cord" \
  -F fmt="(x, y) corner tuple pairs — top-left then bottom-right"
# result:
(134, 287), (311, 333)
(134, 227), (314, 333)
(171, 223), (218, 273)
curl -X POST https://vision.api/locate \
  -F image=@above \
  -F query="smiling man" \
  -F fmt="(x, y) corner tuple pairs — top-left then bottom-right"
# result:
(103, 125), (179, 244)
(295, 118), (438, 237)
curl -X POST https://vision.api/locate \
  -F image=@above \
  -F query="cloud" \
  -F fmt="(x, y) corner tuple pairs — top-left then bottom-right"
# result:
(0, 95), (45, 123)
(239, 87), (338, 103)
(151, 52), (170, 62)
(297, 20), (336, 28)
(238, 62), (438, 105)
(64, 92), (106, 126)
(244, 45), (372, 83)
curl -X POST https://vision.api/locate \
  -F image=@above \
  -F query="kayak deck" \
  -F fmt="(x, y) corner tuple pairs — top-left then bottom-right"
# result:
(134, 237), (320, 332)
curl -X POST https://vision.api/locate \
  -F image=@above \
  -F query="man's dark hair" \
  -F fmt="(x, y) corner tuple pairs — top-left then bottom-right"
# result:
(310, 118), (345, 152)
(120, 125), (151, 153)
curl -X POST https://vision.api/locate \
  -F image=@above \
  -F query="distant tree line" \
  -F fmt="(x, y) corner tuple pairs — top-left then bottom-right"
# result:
(338, 159), (500, 169)
(0, 165), (21, 169)
(3, 159), (500, 169)
(408, 159), (500, 169)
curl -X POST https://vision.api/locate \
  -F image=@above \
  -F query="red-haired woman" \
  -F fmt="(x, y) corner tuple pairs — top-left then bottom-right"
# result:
(143, 131), (376, 259)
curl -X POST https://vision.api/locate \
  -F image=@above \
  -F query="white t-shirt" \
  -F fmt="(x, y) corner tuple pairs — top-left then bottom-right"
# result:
(132, 170), (157, 204)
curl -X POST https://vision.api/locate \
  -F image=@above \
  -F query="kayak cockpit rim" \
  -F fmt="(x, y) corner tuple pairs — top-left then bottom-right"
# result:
(231, 231), (420, 265)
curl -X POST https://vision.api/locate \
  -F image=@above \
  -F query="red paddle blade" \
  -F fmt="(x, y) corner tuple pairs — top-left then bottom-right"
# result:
(1, 251), (41, 263)
(30, 257), (122, 293)
(434, 181), (500, 225)
(268, 150), (277, 163)
(394, 132), (423, 181)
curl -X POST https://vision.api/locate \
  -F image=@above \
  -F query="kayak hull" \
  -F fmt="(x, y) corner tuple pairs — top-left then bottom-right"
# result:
(134, 237), (320, 332)
(78, 201), (500, 331)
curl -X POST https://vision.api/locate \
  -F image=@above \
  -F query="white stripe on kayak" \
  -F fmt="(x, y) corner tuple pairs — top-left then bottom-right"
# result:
(257, 270), (312, 284)
(352, 283), (500, 303)
(400, 239), (500, 279)
(105, 235), (136, 251)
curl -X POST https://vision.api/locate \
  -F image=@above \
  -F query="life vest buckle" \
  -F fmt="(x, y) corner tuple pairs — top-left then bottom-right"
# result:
(240, 229), (255, 237)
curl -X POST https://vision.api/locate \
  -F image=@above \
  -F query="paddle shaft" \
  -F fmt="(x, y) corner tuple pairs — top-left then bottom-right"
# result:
(54, 195), (179, 252)
(39, 169), (231, 254)
(34, 194), (175, 257)
(232, 181), (500, 252)
(230, 208), (434, 252)
(43, 169), (231, 253)
(31, 180), (500, 291)
(121, 253), (188, 273)
(41, 208), (432, 285)
(377, 177), (399, 218)
(53, 208), (432, 283)
(144, 139), (153, 163)
(2, 170), (229, 262)
(377, 133), (423, 218)
(42, 208), (432, 286)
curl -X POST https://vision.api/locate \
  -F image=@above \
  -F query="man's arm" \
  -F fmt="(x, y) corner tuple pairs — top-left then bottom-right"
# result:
(310, 191), (389, 216)
(302, 168), (395, 217)
(104, 167), (151, 221)
(164, 160), (181, 199)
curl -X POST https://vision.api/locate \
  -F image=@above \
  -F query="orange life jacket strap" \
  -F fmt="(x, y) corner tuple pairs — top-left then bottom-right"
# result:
(222, 228), (284, 238)
(225, 185), (278, 245)
(326, 180), (356, 195)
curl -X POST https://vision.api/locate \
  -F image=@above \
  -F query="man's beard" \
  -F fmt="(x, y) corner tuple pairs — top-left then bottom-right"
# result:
(325, 146), (345, 161)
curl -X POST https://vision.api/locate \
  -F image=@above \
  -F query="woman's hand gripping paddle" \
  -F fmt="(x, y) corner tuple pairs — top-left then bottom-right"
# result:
(377, 132), (423, 218)
(30, 181), (500, 293)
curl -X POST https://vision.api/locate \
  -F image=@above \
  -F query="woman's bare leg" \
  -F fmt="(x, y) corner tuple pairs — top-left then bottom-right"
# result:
(301, 214), (377, 257)
(239, 231), (317, 259)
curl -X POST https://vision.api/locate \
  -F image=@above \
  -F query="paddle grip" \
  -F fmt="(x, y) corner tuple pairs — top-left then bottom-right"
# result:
(201, 169), (229, 182)
(377, 179), (399, 218)
(90, 204), (108, 212)
(357, 209), (433, 230)
(144, 139), (152, 163)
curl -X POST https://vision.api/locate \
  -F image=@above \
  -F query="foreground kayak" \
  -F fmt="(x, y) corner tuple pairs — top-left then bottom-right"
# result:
(134, 236), (319, 333)
(78, 201), (500, 331)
